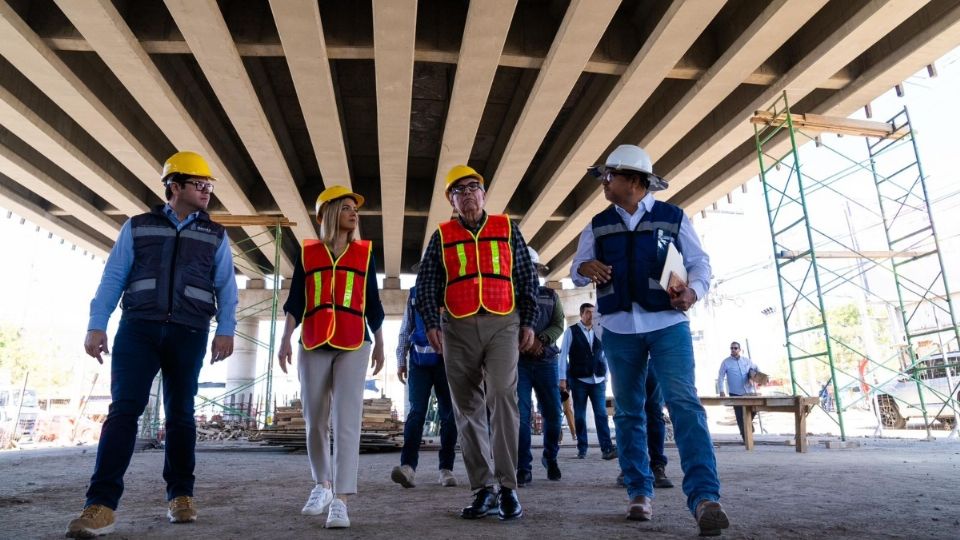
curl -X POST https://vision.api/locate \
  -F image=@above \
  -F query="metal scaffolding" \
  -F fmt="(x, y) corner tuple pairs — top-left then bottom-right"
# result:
(139, 216), (293, 440)
(752, 91), (960, 440)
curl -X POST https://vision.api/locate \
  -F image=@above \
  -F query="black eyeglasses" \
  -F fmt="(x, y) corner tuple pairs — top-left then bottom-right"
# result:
(730, 347), (740, 350)
(450, 182), (484, 196)
(186, 180), (215, 193)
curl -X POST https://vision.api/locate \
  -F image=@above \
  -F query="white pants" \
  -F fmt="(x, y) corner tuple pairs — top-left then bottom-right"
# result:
(298, 343), (370, 495)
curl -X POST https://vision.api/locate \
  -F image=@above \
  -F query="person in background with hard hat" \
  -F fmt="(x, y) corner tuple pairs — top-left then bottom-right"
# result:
(515, 248), (565, 486)
(571, 144), (728, 536)
(277, 185), (385, 529)
(414, 165), (539, 521)
(390, 276), (459, 489)
(67, 151), (238, 538)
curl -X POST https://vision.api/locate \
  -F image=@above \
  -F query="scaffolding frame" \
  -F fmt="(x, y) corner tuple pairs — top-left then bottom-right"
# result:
(752, 91), (960, 439)
(138, 216), (293, 440)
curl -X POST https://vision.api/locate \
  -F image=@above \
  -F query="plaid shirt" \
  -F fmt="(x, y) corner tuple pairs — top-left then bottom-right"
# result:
(395, 293), (416, 369)
(415, 212), (538, 330)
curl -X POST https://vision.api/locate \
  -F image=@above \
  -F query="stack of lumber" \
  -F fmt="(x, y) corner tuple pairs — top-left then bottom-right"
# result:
(196, 420), (249, 442)
(256, 398), (404, 452)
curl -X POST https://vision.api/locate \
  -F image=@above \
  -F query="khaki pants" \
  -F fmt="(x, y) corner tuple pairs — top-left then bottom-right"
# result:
(298, 343), (370, 495)
(442, 312), (520, 490)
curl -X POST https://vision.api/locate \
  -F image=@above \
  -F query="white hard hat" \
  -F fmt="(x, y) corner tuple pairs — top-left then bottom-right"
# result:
(588, 144), (668, 191)
(527, 246), (548, 272)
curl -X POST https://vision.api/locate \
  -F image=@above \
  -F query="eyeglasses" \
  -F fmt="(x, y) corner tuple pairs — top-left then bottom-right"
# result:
(730, 347), (740, 350)
(186, 180), (215, 193)
(449, 182), (484, 196)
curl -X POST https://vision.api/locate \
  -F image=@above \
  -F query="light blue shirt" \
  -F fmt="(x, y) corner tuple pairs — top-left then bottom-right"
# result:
(88, 204), (238, 336)
(717, 356), (758, 395)
(570, 192), (711, 334)
(558, 322), (606, 384)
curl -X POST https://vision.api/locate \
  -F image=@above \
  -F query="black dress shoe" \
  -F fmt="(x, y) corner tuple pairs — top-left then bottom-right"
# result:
(460, 487), (499, 519)
(498, 487), (523, 520)
(517, 469), (532, 486)
(541, 457), (561, 481)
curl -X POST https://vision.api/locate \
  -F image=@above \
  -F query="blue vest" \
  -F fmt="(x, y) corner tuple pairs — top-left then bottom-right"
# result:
(520, 286), (560, 363)
(566, 324), (605, 379)
(591, 202), (682, 314)
(408, 286), (441, 367)
(120, 205), (225, 330)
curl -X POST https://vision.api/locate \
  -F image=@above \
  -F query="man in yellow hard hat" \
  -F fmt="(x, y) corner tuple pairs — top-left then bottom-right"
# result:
(414, 164), (539, 521)
(67, 151), (238, 538)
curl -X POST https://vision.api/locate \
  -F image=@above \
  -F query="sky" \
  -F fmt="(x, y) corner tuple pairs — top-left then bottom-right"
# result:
(2, 46), (959, 416)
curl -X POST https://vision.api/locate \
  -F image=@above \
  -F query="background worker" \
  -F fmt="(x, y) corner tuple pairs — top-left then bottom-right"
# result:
(68, 151), (237, 538)
(516, 248), (565, 485)
(571, 144), (728, 536)
(415, 165), (538, 521)
(717, 341), (760, 442)
(391, 282), (458, 488)
(277, 186), (385, 529)
(558, 303), (616, 461)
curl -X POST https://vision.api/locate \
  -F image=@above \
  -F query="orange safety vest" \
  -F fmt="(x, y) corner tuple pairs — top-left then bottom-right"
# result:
(301, 239), (372, 351)
(438, 214), (515, 318)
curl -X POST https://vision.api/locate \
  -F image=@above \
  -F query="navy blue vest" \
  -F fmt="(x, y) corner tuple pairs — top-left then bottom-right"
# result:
(567, 324), (605, 379)
(408, 286), (441, 367)
(520, 286), (560, 363)
(591, 202), (682, 314)
(120, 205), (225, 329)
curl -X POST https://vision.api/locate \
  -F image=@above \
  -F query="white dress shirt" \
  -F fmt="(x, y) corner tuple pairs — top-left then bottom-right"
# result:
(570, 193), (711, 335)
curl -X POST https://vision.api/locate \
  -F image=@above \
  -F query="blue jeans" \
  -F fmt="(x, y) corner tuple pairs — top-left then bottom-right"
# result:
(400, 361), (457, 471)
(646, 368), (667, 468)
(86, 319), (208, 509)
(569, 378), (613, 456)
(517, 360), (561, 472)
(603, 322), (720, 515)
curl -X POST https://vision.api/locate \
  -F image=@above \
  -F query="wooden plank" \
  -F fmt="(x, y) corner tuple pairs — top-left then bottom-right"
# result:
(751, 110), (909, 139)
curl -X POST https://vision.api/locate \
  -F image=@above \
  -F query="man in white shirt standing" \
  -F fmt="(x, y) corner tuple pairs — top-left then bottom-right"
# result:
(558, 303), (616, 461)
(717, 341), (760, 442)
(571, 144), (727, 536)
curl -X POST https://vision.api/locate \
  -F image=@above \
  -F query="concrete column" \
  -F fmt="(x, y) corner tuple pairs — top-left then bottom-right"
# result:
(225, 319), (260, 420)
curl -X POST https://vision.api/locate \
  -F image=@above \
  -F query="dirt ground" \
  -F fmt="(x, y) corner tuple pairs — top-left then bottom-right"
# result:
(2, 432), (958, 540)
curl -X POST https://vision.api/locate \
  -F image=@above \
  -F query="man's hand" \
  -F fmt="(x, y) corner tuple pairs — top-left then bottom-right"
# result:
(211, 335), (234, 364)
(398, 365), (407, 384)
(427, 328), (444, 355)
(84, 330), (109, 364)
(277, 337), (293, 374)
(559, 379), (567, 392)
(668, 284), (697, 312)
(578, 260), (613, 285)
(518, 326), (535, 352)
(371, 341), (385, 376)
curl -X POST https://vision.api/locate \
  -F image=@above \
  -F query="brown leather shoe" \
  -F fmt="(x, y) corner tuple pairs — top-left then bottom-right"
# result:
(65, 504), (115, 538)
(626, 496), (653, 521)
(695, 500), (729, 536)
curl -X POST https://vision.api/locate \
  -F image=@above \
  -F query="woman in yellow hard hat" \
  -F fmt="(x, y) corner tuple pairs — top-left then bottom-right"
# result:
(277, 185), (385, 529)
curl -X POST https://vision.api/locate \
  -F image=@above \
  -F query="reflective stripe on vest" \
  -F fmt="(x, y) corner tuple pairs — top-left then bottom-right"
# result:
(301, 239), (372, 351)
(438, 214), (515, 318)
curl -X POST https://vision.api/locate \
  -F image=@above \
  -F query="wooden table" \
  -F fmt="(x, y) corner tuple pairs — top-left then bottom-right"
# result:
(699, 395), (819, 453)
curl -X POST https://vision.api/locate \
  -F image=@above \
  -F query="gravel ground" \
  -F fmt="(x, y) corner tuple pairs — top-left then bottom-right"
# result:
(2, 432), (958, 539)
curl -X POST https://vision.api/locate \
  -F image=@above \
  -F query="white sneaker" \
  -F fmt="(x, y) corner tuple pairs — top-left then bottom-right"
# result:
(438, 469), (458, 487)
(325, 499), (350, 528)
(391, 464), (416, 488)
(301, 485), (333, 516)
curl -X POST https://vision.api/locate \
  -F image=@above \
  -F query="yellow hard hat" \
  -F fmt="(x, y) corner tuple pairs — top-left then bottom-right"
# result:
(161, 151), (215, 182)
(444, 165), (484, 192)
(315, 185), (364, 216)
